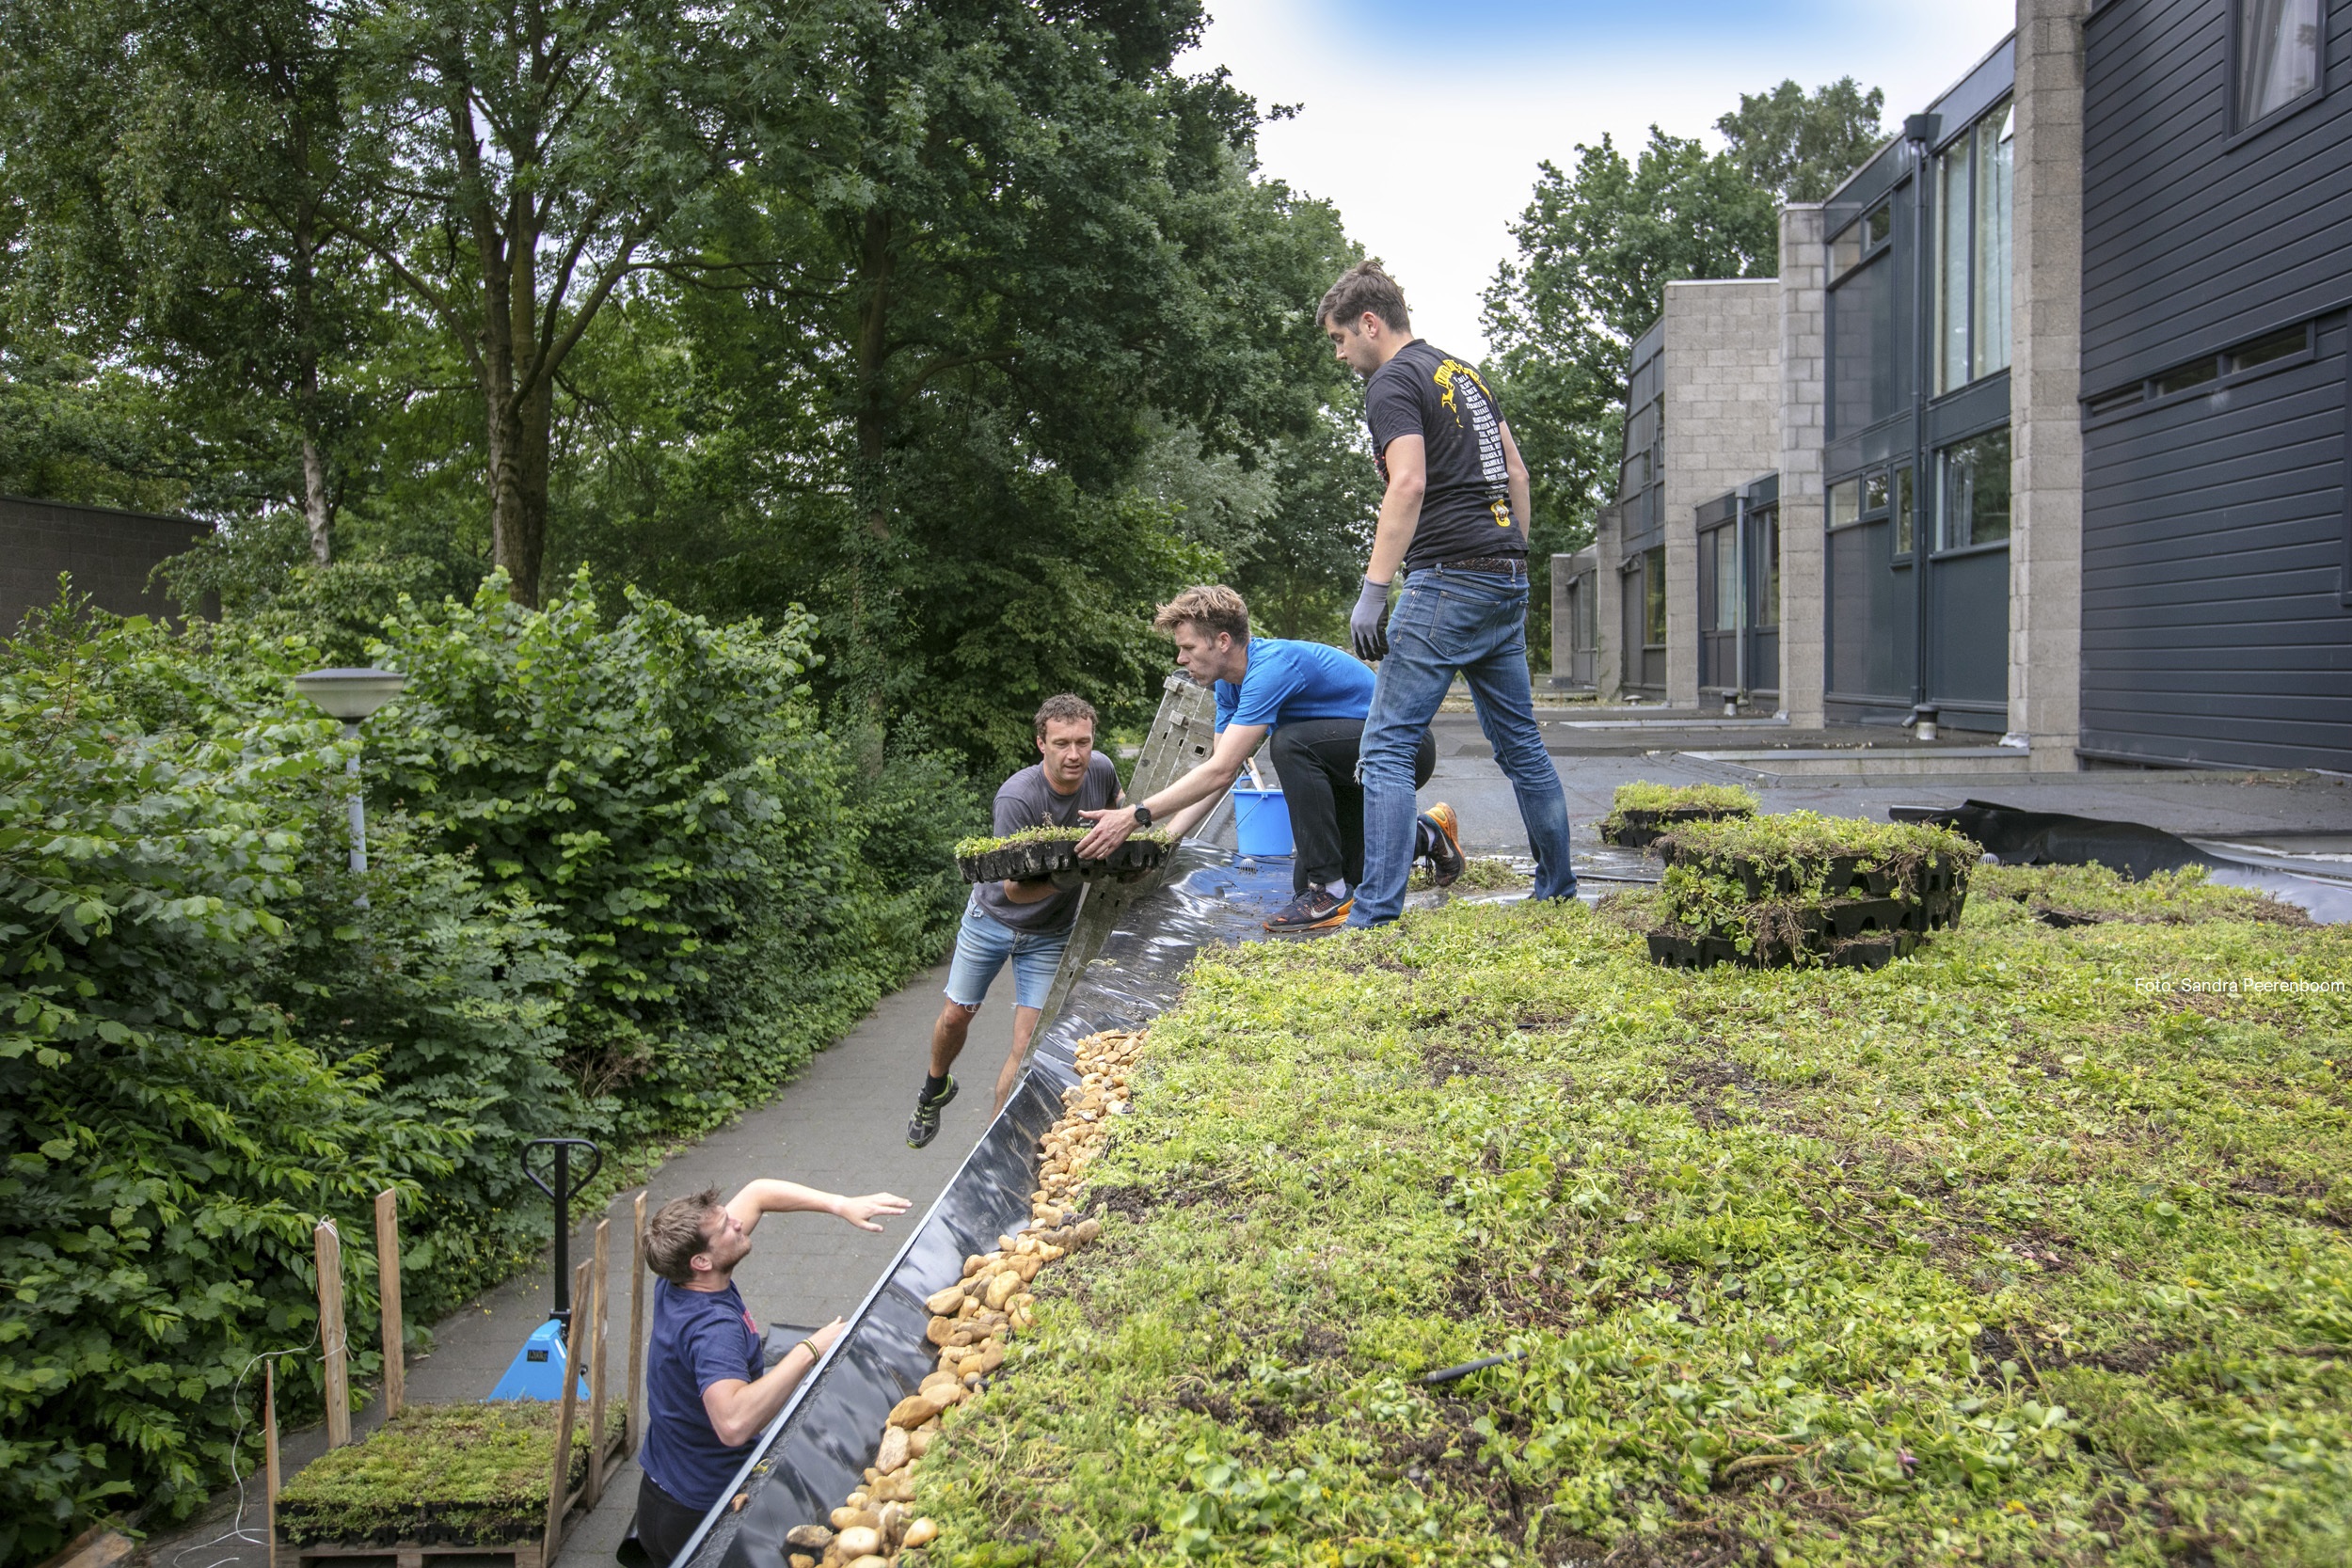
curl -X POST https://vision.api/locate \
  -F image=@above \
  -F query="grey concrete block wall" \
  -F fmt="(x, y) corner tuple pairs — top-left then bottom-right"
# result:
(1776, 205), (1829, 727)
(2010, 0), (2088, 768)
(1661, 279), (1781, 708)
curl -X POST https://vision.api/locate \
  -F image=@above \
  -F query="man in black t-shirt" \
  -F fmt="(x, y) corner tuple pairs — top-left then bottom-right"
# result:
(1318, 261), (1577, 926)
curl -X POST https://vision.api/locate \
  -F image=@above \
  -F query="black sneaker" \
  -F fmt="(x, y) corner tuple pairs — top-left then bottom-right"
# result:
(1264, 886), (1353, 931)
(1418, 803), (1465, 888)
(907, 1076), (958, 1148)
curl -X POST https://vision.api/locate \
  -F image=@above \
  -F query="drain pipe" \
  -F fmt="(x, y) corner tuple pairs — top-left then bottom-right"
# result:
(1904, 112), (1940, 742)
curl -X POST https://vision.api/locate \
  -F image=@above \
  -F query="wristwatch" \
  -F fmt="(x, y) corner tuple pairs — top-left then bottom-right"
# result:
(1131, 802), (1153, 828)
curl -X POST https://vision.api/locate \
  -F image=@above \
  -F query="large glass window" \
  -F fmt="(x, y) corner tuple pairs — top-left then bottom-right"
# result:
(2238, 0), (2324, 126)
(1755, 509), (1780, 629)
(1829, 252), (1897, 433)
(1935, 102), (2014, 392)
(1938, 428), (2011, 549)
(1643, 546), (1667, 646)
(1894, 465), (1915, 555)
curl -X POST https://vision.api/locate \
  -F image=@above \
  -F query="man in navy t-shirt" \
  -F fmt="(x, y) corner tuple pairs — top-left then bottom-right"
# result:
(631, 1180), (911, 1564)
(1074, 584), (1462, 930)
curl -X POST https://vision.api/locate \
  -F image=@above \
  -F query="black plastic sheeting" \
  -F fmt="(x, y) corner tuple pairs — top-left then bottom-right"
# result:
(677, 847), (1300, 1568)
(1894, 800), (2352, 924)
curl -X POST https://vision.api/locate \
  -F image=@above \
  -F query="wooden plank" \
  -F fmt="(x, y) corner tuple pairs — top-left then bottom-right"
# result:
(373, 1191), (404, 1418)
(627, 1190), (646, 1459)
(542, 1260), (591, 1563)
(265, 1361), (281, 1568)
(314, 1222), (349, 1449)
(37, 1528), (134, 1568)
(585, 1216), (611, 1507)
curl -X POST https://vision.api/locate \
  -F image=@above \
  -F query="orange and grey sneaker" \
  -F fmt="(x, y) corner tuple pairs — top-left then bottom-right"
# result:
(1418, 802), (1466, 888)
(1264, 885), (1354, 931)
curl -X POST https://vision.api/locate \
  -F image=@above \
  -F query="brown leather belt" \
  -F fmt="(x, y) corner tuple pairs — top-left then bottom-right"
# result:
(1416, 555), (1527, 576)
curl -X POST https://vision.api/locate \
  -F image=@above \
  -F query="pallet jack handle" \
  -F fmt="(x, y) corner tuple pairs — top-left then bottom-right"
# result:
(521, 1138), (603, 1328)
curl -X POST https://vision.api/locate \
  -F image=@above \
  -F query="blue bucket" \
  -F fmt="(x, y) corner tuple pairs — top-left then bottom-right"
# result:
(1231, 787), (1294, 856)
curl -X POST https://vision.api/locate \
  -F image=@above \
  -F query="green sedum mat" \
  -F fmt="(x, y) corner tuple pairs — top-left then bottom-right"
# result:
(276, 1401), (627, 1546)
(909, 866), (2349, 1565)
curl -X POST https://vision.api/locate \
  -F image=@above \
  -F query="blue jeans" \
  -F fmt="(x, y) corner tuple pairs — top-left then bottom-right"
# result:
(945, 896), (1069, 1010)
(1348, 566), (1577, 926)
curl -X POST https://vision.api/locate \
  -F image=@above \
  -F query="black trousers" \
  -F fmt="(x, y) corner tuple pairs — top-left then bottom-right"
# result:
(1266, 719), (1437, 893)
(633, 1469), (711, 1567)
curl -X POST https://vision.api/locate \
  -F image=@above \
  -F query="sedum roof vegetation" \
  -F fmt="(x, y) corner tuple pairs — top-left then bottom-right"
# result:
(1606, 781), (1762, 816)
(274, 1400), (626, 1546)
(907, 866), (2349, 1565)
(954, 825), (1175, 859)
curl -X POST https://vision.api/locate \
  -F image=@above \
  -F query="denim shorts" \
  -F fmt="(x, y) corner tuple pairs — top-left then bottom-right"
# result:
(945, 896), (1070, 1011)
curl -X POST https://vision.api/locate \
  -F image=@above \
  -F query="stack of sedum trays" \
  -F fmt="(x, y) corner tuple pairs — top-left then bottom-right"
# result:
(1640, 811), (1979, 971)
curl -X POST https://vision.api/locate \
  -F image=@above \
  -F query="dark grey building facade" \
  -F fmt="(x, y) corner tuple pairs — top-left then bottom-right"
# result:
(2077, 0), (2352, 769)
(0, 495), (211, 634)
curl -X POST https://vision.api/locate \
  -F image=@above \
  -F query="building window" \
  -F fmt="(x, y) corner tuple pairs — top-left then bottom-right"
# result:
(1708, 528), (1739, 632)
(1755, 509), (1780, 629)
(1828, 476), (1863, 530)
(2237, 0), (2324, 128)
(1894, 465), (1915, 555)
(1938, 428), (2011, 549)
(1644, 546), (1667, 646)
(1936, 101), (2014, 392)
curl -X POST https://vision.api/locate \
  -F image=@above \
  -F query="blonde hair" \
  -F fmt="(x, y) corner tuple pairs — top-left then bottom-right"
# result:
(1152, 585), (1249, 644)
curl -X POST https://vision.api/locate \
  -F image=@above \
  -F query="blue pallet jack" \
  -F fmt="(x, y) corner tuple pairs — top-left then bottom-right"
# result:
(488, 1137), (601, 1402)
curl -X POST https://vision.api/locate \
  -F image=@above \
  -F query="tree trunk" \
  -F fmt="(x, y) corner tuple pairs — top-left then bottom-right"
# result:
(301, 431), (331, 565)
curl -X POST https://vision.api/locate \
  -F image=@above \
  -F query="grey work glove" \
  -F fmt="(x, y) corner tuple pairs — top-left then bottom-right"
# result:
(1349, 577), (1391, 662)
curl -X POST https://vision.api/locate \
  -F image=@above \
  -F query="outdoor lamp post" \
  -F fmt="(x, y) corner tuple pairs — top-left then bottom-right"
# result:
(294, 667), (406, 881)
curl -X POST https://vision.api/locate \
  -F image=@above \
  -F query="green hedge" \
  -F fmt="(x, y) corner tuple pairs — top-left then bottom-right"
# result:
(0, 576), (970, 1564)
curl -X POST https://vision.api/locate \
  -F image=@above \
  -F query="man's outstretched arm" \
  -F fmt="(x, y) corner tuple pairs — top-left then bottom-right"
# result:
(726, 1180), (910, 1239)
(1073, 721), (1265, 858)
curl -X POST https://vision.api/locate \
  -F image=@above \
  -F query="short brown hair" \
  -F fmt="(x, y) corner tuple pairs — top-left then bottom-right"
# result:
(1033, 693), (1097, 739)
(1317, 260), (1410, 334)
(644, 1187), (723, 1285)
(1153, 585), (1248, 645)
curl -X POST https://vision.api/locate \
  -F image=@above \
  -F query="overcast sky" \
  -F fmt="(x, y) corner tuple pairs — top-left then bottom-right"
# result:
(1180, 0), (2018, 359)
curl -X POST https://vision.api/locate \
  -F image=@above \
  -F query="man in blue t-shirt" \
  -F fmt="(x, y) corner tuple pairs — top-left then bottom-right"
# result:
(631, 1180), (911, 1565)
(1075, 584), (1462, 930)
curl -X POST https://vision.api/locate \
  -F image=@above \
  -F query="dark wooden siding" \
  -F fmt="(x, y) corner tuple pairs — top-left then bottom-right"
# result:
(2081, 0), (2352, 768)
(2084, 0), (2352, 389)
(2078, 315), (2352, 768)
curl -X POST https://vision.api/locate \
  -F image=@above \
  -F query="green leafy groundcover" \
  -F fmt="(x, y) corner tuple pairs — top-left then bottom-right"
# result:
(275, 1401), (627, 1546)
(910, 867), (2351, 1565)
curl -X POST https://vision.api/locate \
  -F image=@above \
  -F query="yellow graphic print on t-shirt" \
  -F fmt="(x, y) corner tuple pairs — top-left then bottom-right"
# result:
(1432, 358), (1516, 527)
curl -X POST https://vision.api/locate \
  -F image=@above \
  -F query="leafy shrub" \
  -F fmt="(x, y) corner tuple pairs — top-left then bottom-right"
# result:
(0, 607), (461, 1563)
(1, 576), (971, 1563)
(371, 572), (970, 1140)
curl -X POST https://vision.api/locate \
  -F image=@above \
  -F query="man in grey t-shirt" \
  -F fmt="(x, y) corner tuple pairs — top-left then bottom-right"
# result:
(908, 694), (1125, 1147)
